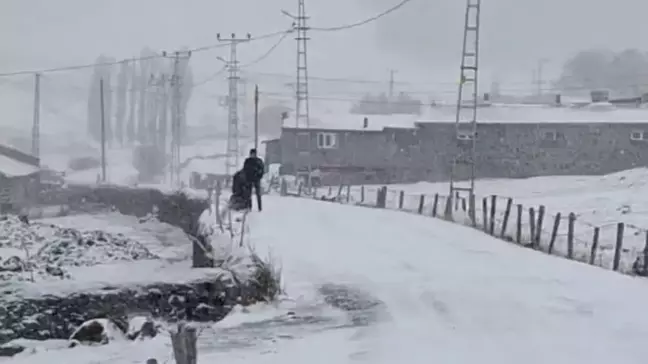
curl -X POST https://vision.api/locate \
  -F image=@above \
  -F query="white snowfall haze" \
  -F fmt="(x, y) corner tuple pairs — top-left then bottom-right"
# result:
(3, 0), (648, 363)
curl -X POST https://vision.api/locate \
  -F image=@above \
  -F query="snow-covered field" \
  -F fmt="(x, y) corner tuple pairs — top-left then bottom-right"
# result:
(8, 194), (648, 363)
(340, 168), (648, 273)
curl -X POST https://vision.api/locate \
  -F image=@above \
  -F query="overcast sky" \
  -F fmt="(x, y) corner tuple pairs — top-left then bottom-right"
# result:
(2, 0), (647, 124)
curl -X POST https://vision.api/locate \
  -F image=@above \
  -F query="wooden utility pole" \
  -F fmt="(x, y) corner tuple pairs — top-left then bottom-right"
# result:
(254, 84), (259, 151)
(99, 78), (107, 183)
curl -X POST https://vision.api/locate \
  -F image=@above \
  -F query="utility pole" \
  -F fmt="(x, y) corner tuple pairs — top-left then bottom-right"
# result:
(31, 73), (41, 159)
(254, 84), (259, 151)
(165, 51), (192, 188)
(99, 78), (107, 183)
(536, 58), (549, 96)
(283, 0), (312, 187)
(218, 33), (251, 178)
(449, 0), (481, 221)
(388, 69), (397, 98)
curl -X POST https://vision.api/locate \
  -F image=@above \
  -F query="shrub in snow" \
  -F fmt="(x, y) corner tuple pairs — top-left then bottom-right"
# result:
(69, 318), (126, 345)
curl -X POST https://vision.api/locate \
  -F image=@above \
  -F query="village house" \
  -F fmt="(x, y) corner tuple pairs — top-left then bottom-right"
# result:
(269, 104), (648, 185)
(0, 143), (40, 214)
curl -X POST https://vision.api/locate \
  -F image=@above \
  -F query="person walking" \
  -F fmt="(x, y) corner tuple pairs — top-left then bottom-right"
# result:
(242, 148), (265, 211)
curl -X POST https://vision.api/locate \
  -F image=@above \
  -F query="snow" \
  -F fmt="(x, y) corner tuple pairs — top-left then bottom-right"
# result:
(354, 167), (648, 271)
(0, 213), (239, 300)
(9, 194), (648, 363)
(303, 103), (648, 131)
(0, 154), (39, 177)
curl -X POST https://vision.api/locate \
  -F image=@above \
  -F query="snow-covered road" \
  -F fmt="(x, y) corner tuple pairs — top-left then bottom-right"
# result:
(246, 195), (648, 364)
(10, 194), (648, 363)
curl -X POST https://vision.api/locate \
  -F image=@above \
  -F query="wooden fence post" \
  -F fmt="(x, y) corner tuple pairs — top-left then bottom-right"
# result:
(489, 195), (497, 235)
(328, 186), (333, 195)
(461, 197), (467, 212)
(398, 190), (405, 209)
(346, 185), (351, 203)
(469, 194), (477, 227)
(360, 186), (365, 202)
(534, 205), (545, 249)
(336, 184), (344, 199)
(567, 212), (575, 259)
(500, 197), (513, 238)
(482, 197), (488, 231)
(444, 196), (454, 221)
(454, 191), (460, 210)
(548, 213), (561, 254)
(589, 227), (600, 265)
(297, 183), (303, 196)
(613, 222), (624, 271)
(417, 194), (425, 214)
(170, 323), (197, 364)
(432, 193), (439, 217)
(215, 180), (222, 229)
(516, 204), (522, 244)
(528, 207), (536, 246)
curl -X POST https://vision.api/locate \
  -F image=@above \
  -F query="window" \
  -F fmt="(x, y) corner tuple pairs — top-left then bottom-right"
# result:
(630, 130), (645, 141)
(456, 130), (477, 141)
(316, 132), (337, 149)
(541, 130), (558, 141)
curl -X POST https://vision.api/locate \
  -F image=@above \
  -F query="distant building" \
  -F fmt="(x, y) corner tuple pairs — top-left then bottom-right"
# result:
(0, 144), (40, 213)
(272, 104), (648, 185)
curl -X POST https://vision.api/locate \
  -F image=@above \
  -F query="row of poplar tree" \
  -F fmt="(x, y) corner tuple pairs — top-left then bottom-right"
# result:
(86, 48), (194, 148)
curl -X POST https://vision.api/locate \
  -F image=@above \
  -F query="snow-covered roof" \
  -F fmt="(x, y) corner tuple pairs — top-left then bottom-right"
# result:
(292, 103), (648, 132)
(0, 154), (39, 177)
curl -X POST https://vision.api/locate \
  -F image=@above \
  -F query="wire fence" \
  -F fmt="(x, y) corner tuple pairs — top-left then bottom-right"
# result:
(279, 179), (648, 277)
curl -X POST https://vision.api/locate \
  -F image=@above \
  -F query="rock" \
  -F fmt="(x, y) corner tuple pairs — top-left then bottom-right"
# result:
(0, 343), (25, 357)
(69, 318), (126, 345)
(146, 359), (159, 364)
(126, 316), (158, 340)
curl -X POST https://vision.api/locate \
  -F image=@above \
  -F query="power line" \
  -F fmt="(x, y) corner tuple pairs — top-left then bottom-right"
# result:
(311, 0), (413, 31)
(240, 30), (294, 68)
(0, 29), (291, 78)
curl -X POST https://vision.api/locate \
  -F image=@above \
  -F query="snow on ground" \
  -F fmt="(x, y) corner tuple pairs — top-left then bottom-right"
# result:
(345, 167), (648, 272)
(11, 194), (648, 363)
(0, 209), (250, 300)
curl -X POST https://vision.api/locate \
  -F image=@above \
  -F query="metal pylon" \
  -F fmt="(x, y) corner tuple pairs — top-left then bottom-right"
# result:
(449, 0), (481, 216)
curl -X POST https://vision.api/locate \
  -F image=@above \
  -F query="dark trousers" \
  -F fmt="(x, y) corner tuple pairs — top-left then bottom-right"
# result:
(251, 180), (262, 211)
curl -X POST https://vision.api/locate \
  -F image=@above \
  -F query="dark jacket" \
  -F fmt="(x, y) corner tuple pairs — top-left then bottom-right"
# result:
(243, 156), (265, 183)
(230, 170), (252, 211)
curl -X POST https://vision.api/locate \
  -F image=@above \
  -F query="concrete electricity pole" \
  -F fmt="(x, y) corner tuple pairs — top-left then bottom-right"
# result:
(254, 84), (259, 151)
(31, 73), (41, 159)
(218, 33), (251, 177)
(165, 50), (192, 188)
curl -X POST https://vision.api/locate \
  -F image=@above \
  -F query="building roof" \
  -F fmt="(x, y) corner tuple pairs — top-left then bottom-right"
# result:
(0, 143), (40, 177)
(0, 154), (40, 177)
(286, 103), (648, 132)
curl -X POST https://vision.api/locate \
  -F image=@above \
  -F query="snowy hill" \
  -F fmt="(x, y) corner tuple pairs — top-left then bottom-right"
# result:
(9, 194), (648, 363)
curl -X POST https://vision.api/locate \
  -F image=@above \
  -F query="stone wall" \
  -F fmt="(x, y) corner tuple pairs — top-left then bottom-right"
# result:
(64, 184), (208, 237)
(0, 273), (273, 344)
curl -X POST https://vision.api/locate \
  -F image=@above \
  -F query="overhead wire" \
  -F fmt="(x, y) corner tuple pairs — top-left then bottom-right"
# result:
(0, 28), (292, 78)
(240, 29), (294, 68)
(310, 0), (413, 31)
